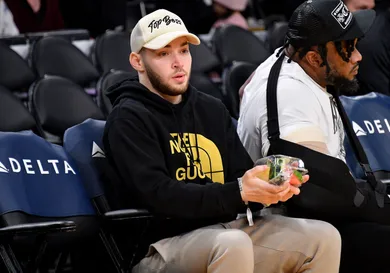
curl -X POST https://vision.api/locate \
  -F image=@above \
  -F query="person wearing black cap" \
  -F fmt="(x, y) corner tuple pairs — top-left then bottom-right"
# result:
(239, 0), (375, 161)
(239, 1), (390, 272)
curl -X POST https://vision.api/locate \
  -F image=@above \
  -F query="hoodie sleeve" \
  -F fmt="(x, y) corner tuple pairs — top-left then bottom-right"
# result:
(105, 113), (246, 219)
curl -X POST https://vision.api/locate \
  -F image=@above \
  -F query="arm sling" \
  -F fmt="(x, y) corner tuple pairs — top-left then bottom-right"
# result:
(266, 52), (390, 225)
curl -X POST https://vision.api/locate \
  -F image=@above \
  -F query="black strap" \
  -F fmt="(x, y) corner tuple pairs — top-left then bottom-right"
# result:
(266, 53), (286, 141)
(265, 52), (386, 208)
(329, 86), (386, 207)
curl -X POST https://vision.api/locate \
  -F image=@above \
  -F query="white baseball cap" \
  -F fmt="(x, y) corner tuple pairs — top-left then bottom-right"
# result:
(130, 9), (201, 53)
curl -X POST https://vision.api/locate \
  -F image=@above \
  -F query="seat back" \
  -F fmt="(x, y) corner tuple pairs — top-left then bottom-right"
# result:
(28, 76), (105, 142)
(0, 130), (94, 226)
(26, 29), (91, 43)
(0, 42), (36, 92)
(0, 85), (40, 134)
(93, 31), (136, 74)
(64, 119), (151, 269)
(190, 40), (220, 73)
(189, 74), (224, 102)
(212, 25), (270, 67)
(224, 62), (257, 119)
(63, 119), (106, 202)
(341, 92), (390, 181)
(96, 70), (136, 117)
(267, 21), (288, 52)
(64, 119), (124, 211)
(30, 36), (99, 87)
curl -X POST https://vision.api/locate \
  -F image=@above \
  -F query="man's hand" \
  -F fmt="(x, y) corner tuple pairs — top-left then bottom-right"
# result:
(279, 174), (309, 202)
(240, 165), (305, 205)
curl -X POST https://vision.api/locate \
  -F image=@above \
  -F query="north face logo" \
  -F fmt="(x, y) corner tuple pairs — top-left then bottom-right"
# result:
(331, 1), (352, 29)
(353, 121), (367, 136)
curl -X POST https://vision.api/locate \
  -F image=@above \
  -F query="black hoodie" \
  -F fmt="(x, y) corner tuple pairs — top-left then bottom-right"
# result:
(103, 78), (254, 239)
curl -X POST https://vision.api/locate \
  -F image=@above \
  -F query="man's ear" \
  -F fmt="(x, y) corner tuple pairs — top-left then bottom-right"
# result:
(305, 50), (324, 68)
(129, 52), (145, 72)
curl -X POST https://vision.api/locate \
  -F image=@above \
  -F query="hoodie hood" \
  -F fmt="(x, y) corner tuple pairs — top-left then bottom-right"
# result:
(106, 76), (202, 165)
(106, 76), (197, 114)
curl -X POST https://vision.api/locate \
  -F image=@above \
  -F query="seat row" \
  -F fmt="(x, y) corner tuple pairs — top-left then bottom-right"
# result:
(1, 26), (273, 118)
(0, 118), (152, 273)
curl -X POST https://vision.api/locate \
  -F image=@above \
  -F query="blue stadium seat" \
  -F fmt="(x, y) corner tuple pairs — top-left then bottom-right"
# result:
(64, 118), (152, 272)
(0, 130), (100, 272)
(341, 92), (390, 183)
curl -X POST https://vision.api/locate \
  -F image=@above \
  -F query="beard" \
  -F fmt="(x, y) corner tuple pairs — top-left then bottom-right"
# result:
(325, 66), (360, 95)
(144, 61), (189, 97)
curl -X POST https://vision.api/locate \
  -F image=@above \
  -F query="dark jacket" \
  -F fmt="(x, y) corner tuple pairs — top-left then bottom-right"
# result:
(5, 0), (64, 34)
(103, 78), (254, 238)
(357, 8), (390, 95)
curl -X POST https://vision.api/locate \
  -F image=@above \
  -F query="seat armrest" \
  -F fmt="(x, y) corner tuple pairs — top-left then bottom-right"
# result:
(103, 209), (153, 221)
(0, 221), (76, 237)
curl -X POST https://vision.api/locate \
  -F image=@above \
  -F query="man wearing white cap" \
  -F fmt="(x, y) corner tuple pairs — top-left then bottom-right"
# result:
(102, 9), (341, 273)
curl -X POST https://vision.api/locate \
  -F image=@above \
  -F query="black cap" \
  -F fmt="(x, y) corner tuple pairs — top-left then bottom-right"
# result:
(286, 0), (376, 48)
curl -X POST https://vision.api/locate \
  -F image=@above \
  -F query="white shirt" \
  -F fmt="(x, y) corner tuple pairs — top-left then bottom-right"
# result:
(0, 0), (19, 37)
(238, 50), (346, 163)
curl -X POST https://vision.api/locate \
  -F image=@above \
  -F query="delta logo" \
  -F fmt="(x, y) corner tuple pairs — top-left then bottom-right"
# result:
(0, 158), (76, 175)
(352, 119), (390, 137)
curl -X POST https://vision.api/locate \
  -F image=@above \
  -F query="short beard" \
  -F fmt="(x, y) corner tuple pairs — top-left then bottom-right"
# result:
(144, 61), (189, 97)
(325, 66), (359, 95)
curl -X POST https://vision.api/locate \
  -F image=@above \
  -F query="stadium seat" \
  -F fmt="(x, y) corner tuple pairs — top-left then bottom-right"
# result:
(0, 85), (41, 135)
(0, 130), (101, 272)
(0, 34), (27, 46)
(189, 74), (224, 102)
(341, 92), (390, 184)
(28, 76), (105, 143)
(190, 40), (220, 73)
(0, 42), (36, 100)
(212, 25), (270, 67)
(26, 29), (91, 43)
(188, 39), (225, 107)
(30, 36), (100, 88)
(64, 118), (153, 271)
(92, 31), (137, 74)
(223, 62), (257, 119)
(96, 70), (136, 117)
(267, 21), (288, 52)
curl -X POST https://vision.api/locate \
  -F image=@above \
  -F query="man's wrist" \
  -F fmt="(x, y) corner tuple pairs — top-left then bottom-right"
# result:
(237, 177), (248, 205)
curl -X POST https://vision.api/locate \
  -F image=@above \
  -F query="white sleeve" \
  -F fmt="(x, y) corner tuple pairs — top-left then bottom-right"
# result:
(276, 79), (326, 143)
(0, 2), (19, 37)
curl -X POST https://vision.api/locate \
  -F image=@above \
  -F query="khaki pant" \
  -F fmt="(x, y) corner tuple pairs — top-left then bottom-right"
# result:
(132, 215), (341, 273)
